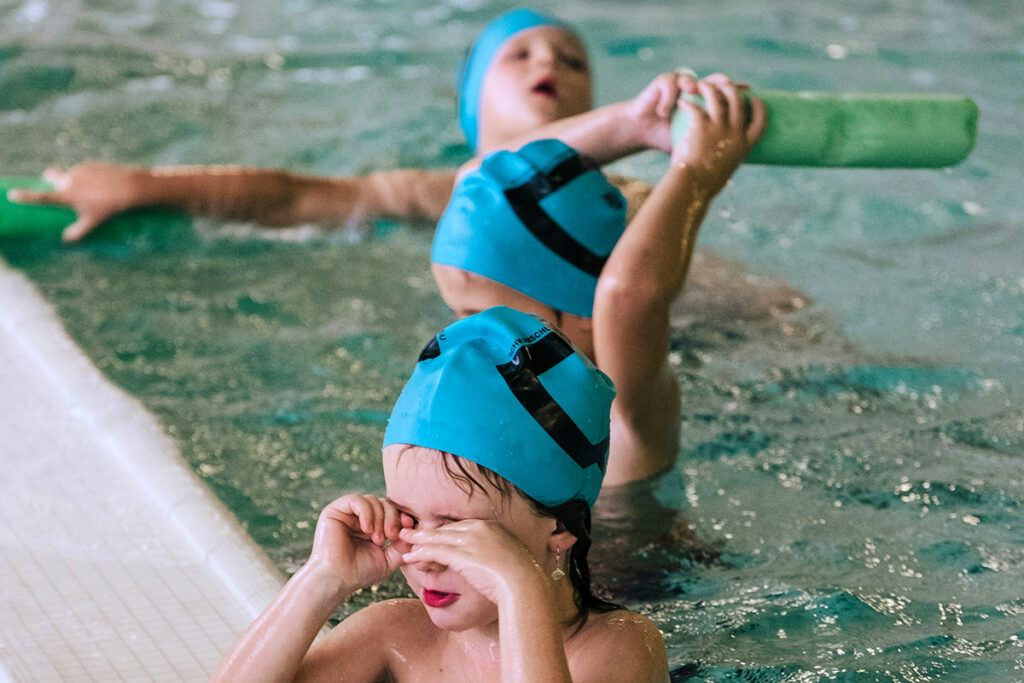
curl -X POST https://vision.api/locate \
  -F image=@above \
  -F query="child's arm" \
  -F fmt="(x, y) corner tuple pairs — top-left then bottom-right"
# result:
(507, 71), (695, 161)
(462, 71), (738, 176)
(399, 519), (669, 681)
(7, 162), (456, 242)
(399, 519), (574, 683)
(593, 77), (767, 485)
(210, 494), (409, 683)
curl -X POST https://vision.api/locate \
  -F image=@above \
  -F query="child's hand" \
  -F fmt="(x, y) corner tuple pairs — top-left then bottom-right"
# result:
(399, 520), (547, 607)
(623, 71), (752, 152)
(307, 494), (411, 597)
(671, 76), (767, 196)
(6, 162), (143, 242)
(624, 72), (697, 152)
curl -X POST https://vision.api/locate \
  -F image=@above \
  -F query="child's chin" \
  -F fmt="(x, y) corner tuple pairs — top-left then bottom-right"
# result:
(425, 603), (497, 633)
(427, 611), (474, 632)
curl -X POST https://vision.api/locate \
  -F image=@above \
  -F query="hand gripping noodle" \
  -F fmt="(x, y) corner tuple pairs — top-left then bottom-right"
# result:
(431, 139), (627, 317)
(455, 8), (573, 151)
(383, 306), (615, 507)
(0, 177), (186, 239)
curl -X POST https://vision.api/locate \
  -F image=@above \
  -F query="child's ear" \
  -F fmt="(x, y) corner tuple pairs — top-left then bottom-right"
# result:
(548, 518), (578, 553)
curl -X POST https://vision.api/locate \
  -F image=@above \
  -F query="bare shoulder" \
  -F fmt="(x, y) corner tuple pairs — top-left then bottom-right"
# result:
(582, 608), (667, 650)
(297, 599), (435, 681)
(332, 597), (436, 646)
(567, 609), (670, 682)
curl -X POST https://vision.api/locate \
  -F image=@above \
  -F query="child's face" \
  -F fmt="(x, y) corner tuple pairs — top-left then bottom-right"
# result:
(476, 25), (592, 153)
(382, 445), (555, 633)
(431, 263), (595, 361)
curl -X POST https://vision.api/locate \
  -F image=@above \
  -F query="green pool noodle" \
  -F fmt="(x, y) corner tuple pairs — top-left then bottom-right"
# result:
(0, 177), (187, 239)
(670, 90), (979, 168)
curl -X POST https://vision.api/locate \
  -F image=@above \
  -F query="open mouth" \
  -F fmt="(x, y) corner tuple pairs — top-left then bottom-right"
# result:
(422, 589), (460, 608)
(532, 77), (558, 98)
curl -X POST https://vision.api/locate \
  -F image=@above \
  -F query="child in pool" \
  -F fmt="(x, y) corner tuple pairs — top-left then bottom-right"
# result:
(7, 8), (740, 242)
(432, 78), (765, 487)
(211, 306), (670, 682)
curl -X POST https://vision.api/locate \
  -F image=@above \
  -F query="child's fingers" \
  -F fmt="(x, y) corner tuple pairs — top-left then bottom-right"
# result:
(721, 82), (747, 129)
(746, 96), (769, 144)
(697, 80), (727, 123)
(399, 525), (464, 550)
(674, 67), (699, 94)
(6, 188), (62, 206)
(363, 496), (388, 544)
(324, 495), (382, 539)
(402, 542), (465, 569)
(635, 74), (683, 121)
(381, 499), (404, 543)
(657, 79), (680, 119)
(674, 97), (708, 131)
(702, 73), (751, 101)
(383, 541), (407, 572)
(42, 167), (70, 189)
(347, 497), (377, 537)
(701, 73), (731, 88)
(364, 496), (400, 545)
(398, 520), (492, 552)
(62, 216), (102, 243)
(7, 187), (66, 205)
(647, 74), (680, 118)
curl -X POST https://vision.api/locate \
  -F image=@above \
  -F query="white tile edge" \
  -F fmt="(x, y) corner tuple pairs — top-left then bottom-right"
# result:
(0, 257), (286, 620)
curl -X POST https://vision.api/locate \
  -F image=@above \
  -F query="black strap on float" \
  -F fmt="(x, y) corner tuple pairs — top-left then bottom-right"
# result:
(502, 153), (608, 278)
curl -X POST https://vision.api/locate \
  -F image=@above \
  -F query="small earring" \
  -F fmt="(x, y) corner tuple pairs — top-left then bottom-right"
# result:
(551, 550), (566, 582)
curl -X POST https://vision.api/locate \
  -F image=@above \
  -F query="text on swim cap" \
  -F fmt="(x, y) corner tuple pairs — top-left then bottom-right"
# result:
(506, 325), (550, 361)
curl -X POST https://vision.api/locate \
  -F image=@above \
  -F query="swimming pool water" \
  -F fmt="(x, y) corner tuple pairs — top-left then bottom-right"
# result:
(2, 0), (1022, 680)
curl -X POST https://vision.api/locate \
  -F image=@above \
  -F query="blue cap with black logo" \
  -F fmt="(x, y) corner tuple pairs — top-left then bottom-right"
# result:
(455, 8), (572, 151)
(383, 306), (615, 507)
(432, 138), (627, 318)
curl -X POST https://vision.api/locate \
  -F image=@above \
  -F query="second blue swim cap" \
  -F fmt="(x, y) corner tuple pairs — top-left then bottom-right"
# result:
(383, 306), (615, 507)
(455, 8), (572, 151)
(432, 138), (627, 317)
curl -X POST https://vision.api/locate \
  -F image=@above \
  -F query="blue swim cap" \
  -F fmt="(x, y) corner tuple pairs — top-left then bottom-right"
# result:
(383, 306), (615, 507)
(456, 8), (571, 151)
(432, 138), (626, 317)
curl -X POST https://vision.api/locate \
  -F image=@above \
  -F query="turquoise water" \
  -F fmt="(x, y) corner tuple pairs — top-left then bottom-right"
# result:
(2, 0), (1023, 680)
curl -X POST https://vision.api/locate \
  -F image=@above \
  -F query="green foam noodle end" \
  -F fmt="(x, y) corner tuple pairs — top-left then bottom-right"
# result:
(0, 177), (187, 239)
(670, 91), (979, 168)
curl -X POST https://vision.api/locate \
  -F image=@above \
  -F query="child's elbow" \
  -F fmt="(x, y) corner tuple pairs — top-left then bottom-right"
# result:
(594, 271), (670, 321)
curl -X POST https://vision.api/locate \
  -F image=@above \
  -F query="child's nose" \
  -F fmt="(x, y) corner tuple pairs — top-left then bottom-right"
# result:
(416, 560), (447, 574)
(531, 45), (555, 67)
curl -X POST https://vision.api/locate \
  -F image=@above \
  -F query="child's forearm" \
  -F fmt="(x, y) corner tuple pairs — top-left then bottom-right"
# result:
(602, 162), (715, 304)
(483, 101), (652, 167)
(591, 162), (714, 422)
(210, 563), (351, 683)
(534, 101), (651, 164)
(134, 166), (456, 226)
(137, 165), (317, 224)
(497, 581), (573, 683)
